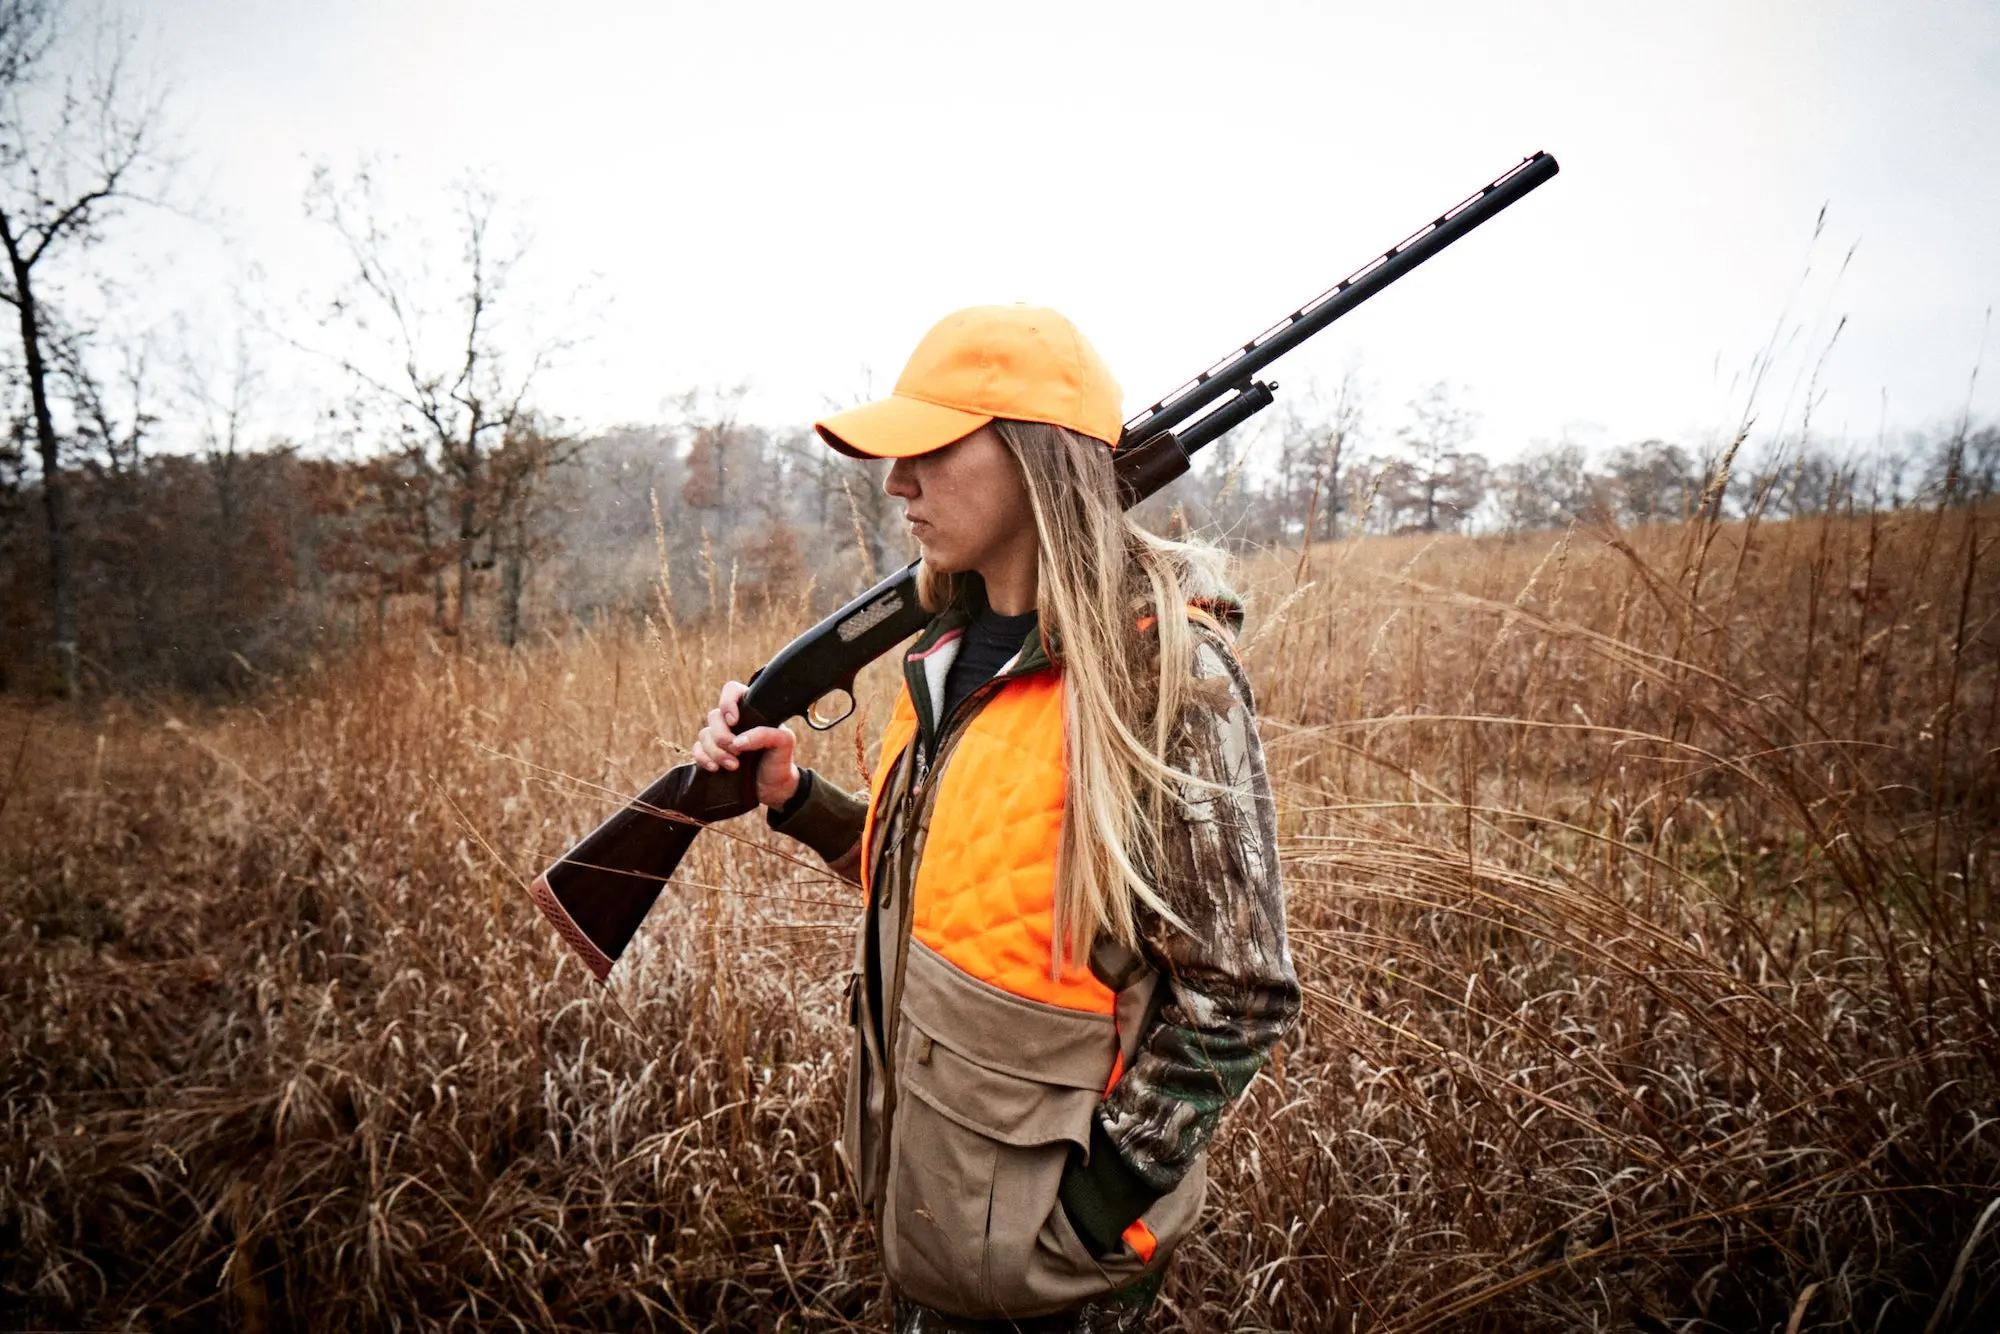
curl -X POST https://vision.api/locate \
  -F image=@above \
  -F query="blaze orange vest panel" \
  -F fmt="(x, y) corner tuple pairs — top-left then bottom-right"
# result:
(862, 669), (1118, 1015)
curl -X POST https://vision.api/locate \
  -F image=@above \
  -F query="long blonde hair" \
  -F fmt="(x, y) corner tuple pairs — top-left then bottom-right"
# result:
(916, 419), (1229, 968)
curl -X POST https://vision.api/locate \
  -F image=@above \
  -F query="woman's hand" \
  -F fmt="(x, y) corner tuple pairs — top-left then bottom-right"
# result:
(691, 680), (801, 809)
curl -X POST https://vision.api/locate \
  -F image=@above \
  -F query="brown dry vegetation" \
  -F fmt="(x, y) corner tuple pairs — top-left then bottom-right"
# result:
(3, 501), (1997, 1332)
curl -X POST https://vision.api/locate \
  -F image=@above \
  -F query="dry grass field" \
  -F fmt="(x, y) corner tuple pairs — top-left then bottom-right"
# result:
(3, 502), (1997, 1332)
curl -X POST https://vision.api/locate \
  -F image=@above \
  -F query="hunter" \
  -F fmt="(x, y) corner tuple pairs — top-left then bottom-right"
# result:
(692, 304), (1300, 1331)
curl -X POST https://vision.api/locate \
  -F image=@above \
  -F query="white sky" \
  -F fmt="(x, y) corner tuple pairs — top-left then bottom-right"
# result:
(117, 0), (2000, 461)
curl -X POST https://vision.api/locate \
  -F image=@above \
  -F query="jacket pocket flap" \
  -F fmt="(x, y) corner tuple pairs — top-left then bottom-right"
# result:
(901, 940), (1117, 1090)
(901, 1036), (1102, 1148)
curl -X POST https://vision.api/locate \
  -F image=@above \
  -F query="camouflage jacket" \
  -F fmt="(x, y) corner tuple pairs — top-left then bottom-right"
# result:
(770, 585), (1299, 1264)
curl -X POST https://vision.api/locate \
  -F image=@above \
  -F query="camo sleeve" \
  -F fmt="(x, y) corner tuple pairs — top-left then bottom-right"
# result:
(1061, 622), (1298, 1248)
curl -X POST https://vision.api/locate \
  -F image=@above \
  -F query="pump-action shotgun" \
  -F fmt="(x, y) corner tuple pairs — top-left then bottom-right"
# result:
(528, 150), (1561, 980)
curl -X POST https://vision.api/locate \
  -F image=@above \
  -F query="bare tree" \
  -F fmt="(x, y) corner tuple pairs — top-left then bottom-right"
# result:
(1270, 370), (1365, 541)
(179, 325), (264, 639)
(1603, 438), (1701, 523)
(486, 413), (579, 647)
(51, 320), (151, 477)
(1959, 424), (1999, 503)
(1926, 421), (2000, 508)
(800, 379), (900, 583)
(1866, 430), (1927, 510)
(0, 2), (167, 693)
(1390, 382), (1485, 532)
(182, 327), (258, 533)
(675, 385), (755, 542)
(308, 166), (568, 642)
(1496, 440), (1593, 532)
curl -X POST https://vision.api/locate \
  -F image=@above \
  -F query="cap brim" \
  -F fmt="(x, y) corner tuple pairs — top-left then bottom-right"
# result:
(815, 393), (991, 460)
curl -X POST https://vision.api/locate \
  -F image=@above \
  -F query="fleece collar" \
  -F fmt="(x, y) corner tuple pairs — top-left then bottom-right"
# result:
(899, 578), (1051, 750)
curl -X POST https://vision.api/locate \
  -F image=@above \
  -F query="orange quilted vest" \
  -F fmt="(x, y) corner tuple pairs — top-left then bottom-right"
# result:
(860, 665), (1117, 1014)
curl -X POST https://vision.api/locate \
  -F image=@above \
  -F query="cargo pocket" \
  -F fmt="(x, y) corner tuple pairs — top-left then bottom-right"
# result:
(881, 941), (1149, 1317)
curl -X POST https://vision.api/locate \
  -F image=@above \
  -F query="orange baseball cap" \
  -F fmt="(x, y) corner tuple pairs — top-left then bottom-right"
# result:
(816, 304), (1124, 459)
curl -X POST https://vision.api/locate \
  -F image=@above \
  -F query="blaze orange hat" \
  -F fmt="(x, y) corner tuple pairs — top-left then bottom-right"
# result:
(816, 304), (1124, 459)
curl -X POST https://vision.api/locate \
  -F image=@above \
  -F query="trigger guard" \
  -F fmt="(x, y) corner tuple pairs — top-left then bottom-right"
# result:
(805, 687), (856, 731)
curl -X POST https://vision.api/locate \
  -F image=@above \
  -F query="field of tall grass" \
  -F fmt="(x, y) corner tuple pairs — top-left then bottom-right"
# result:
(3, 499), (1996, 1332)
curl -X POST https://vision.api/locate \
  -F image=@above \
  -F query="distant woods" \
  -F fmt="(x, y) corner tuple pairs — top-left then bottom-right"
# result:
(6, 355), (1989, 696)
(0, 0), (1993, 696)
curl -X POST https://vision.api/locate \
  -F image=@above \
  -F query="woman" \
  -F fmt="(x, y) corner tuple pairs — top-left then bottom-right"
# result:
(692, 305), (1298, 1331)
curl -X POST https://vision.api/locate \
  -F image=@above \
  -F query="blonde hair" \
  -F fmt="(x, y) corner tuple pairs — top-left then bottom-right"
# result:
(916, 419), (1230, 968)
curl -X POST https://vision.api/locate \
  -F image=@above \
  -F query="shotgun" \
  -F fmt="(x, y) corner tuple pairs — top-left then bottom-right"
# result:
(529, 150), (1561, 979)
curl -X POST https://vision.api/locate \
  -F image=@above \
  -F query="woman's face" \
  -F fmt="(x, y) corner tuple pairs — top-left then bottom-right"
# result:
(883, 424), (1035, 577)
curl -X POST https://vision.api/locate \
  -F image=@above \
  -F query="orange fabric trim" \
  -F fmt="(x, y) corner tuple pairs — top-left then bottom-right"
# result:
(1121, 1219), (1158, 1263)
(1138, 604), (1239, 657)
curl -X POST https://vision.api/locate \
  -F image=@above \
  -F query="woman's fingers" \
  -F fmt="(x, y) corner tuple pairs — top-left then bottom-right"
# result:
(692, 682), (756, 772)
(695, 708), (739, 770)
(696, 712), (731, 770)
(706, 705), (734, 746)
(719, 679), (748, 727)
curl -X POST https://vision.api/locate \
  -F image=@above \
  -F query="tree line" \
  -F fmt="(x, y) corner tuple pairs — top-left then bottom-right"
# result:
(1189, 373), (1996, 544)
(6, 353), (1989, 695)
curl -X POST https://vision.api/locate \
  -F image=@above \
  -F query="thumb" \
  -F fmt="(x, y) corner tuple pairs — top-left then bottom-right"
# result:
(732, 725), (794, 755)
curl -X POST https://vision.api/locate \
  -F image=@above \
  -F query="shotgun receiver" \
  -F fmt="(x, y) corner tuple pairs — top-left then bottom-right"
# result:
(528, 150), (1561, 979)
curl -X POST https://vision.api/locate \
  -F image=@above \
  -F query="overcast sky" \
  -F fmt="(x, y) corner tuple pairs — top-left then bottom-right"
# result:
(121, 0), (2000, 462)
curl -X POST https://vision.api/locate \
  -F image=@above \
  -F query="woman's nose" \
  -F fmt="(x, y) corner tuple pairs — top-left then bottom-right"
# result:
(884, 458), (918, 498)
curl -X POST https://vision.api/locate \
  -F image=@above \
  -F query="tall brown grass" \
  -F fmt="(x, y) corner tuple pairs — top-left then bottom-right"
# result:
(3, 500), (1996, 1331)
